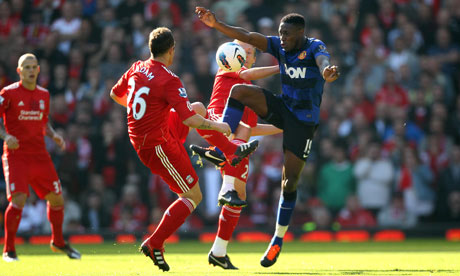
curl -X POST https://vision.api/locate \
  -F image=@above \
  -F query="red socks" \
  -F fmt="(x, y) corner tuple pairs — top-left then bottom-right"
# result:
(47, 204), (65, 247)
(217, 206), (242, 241)
(3, 203), (22, 253)
(148, 198), (195, 249)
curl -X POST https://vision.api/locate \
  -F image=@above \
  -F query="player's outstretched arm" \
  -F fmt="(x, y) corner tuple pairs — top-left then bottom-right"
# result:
(110, 90), (128, 107)
(46, 123), (66, 150)
(183, 114), (231, 136)
(316, 55), (339, 83)
(240, 65), (280, 81)
(251, 124), (283, 136)
(0, 124), (19, 149)
(195, 6), (268, 52)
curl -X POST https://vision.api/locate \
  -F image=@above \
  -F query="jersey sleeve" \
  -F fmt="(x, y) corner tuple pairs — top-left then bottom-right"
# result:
(312, 39), (330, 59)
(111, 65), (133, 97)
(236, 67), (248, 79)
(165, 77), (196, 121)
(220, 69), (241, 79)
(264, 36), (281, 60)
(0, 88), (10, 117)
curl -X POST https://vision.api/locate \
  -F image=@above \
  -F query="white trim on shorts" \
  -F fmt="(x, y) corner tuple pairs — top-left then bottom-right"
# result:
(155, 144), (190, 193)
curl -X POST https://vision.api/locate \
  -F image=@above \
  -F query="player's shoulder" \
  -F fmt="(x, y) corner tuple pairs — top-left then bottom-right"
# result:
(216, 68), (240, 78)
(159, 64), (179, 79)
(308, 37), (326, 46)
(36, 85), (49, 94)
(2, 82), (20, 92)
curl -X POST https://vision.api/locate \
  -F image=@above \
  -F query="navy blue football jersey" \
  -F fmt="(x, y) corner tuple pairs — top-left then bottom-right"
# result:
(265, 36), (330, 125)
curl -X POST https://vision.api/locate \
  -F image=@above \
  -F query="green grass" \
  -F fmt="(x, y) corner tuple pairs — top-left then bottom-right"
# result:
(1, 240), (459, 275)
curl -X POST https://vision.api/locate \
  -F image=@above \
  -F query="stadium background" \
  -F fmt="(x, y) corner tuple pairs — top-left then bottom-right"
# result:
(0, 0), (459, 243)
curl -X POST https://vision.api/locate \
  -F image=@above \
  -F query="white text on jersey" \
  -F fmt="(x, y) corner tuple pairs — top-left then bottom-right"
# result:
(134, 66), (154, 81)
(284, 64), (306, 79)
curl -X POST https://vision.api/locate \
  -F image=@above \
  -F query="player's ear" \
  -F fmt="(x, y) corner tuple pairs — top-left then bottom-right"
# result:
(16, 67), (21, 75)
(37, 65), (40, 74)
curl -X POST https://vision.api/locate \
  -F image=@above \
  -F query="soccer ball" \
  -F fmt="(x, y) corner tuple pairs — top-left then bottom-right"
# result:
(215, 42), (246, 72)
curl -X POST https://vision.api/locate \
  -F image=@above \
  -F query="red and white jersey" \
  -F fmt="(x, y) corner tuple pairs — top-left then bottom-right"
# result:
(208, 67), (257, 128)
(208, 67), (251, 114)
(111, 59), (196, 151)
(0, 81), (50, 155)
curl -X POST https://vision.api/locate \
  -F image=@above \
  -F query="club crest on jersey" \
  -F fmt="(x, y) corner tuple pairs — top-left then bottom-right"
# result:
(186, 175), (194, 184)
(178, 87), (187, 98)
(39, 100), (45, 110)
(298, 51), (307, 60)
(318, 44), (328, 53)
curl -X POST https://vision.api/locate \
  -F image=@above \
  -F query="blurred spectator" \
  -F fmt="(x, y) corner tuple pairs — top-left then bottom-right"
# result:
(81, 192), (111, 231)
(375, 69), (409, 110)
(377, 192), (417, 228)
(62, 189), (83, 233)
(354, 140), (394, 214)
(318, 141), (355, 213)
(336, 195), (376, 228)
(17, 193), (47, 234)
(387, 36), (419, 76)
(437, 144), (460, 222)
(112, 184), (148, 232)
(396, 146), (435, 218)
(51, 1), (82, 54)
(427, 28), (460, 78)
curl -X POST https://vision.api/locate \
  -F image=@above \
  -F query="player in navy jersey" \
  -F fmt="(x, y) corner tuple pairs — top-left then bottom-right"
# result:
(196, 7), (339, 267)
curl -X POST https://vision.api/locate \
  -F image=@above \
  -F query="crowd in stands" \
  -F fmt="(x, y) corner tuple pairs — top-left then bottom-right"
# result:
(0, 0), (459, 235)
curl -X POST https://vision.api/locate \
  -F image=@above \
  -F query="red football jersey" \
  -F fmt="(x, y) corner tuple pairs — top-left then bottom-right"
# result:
(111, 59), (196, 151)
(208, 67), (251, 113)
(208, 67), (257, 128)
(0, 82), (50, 155)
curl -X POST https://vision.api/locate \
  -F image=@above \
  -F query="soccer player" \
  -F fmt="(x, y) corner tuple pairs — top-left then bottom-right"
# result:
(0, 53), (81, 262)
(191, 40), (280, 206)
(110, 27), (258, 272)
(191, 40), (281, 269)
(196, 7), (340, 267)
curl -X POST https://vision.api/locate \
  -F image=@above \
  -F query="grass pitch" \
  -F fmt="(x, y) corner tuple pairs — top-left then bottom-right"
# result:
(0, 239), (459, 276)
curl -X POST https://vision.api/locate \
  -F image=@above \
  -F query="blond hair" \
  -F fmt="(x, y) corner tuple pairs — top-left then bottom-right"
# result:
(17, 53), (38, 68)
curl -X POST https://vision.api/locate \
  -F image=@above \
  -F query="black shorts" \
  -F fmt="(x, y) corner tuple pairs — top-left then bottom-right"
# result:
(261, 89), (317, 161)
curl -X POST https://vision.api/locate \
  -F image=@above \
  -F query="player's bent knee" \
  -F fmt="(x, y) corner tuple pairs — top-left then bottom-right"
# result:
(45, 192), (64, 207)
(229, 84), (248, 100)
(11, 193), (27, 208)
(283, 176), (300, 191)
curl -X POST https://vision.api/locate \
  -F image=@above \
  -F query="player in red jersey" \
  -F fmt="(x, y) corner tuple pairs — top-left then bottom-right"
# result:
(0, 53), (81, 262)
(190, 40), (282, 269)
(110, 27), (259, 272)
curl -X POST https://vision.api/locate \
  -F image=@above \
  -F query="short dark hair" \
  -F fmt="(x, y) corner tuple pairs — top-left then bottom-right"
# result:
(280, 13), (305, 29)
(149, 27), (175, 57)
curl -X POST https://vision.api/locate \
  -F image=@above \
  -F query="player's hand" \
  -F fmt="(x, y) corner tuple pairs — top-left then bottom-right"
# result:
(214, 122), (232, 137)
(52, 133), (66, 151)
(195, 7), (217, 27)
(322, 65), (340, 82)
(5, 134), (19, 150)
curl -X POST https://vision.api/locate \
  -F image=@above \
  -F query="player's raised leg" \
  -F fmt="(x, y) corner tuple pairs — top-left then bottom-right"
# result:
(2, 193), (26, 262)
(222, 84), (269, 132)
(261, 150), (305, 267)
(45, 192), (81, 259)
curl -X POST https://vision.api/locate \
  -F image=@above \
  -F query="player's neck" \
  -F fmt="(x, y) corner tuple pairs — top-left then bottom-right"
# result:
(20, 80), (36, 91)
